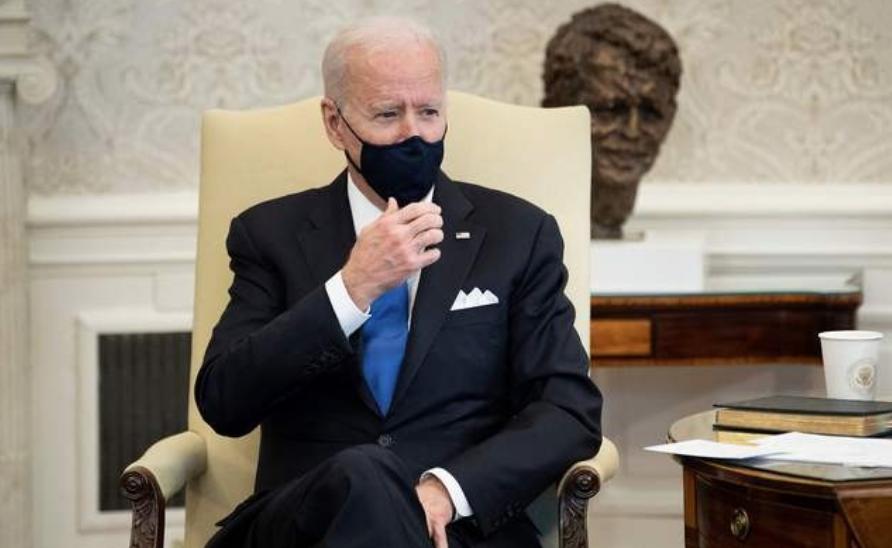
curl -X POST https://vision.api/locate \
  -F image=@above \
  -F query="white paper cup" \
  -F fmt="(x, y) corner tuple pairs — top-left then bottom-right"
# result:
(819, 330), (884, 400)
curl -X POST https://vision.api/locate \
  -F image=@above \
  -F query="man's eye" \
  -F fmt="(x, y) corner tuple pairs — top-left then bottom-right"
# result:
(640, 103), (663, 121)
(422, 108), (440, 117)
(376, 112), (397, 119)
(591, 103), (626, 118)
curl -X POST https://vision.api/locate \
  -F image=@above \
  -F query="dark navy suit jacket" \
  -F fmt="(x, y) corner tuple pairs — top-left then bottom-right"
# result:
(195, 170), (602, 539)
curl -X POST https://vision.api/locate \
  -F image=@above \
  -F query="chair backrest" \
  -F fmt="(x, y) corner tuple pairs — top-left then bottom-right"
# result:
(186, 91), (591, 546)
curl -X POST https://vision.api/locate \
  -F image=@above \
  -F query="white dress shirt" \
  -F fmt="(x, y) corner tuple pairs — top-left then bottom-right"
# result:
(323, 173), (474, 521)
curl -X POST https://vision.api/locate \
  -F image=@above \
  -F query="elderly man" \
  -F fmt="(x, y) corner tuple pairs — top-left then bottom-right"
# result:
(196, 16), (602, 548)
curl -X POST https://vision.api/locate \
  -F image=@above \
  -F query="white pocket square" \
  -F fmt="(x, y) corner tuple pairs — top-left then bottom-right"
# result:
(450, 287), (499, 311)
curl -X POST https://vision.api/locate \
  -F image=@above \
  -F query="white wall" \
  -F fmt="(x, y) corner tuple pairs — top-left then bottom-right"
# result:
(21, 0), (892, 546)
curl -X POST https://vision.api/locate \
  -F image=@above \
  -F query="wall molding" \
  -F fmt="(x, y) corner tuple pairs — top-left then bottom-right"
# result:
(28, 192), (199, 228)
(27, 184), (892, 272)
(634, 182), (892, 218)
(28, 193), (198, 268)
(26, 183), (892, 227)
(0, 0), (58, 104)
(633, 183), (892, 279)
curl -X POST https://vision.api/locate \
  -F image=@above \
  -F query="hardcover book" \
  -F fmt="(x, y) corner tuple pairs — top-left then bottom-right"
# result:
(713, 396), (892, 437)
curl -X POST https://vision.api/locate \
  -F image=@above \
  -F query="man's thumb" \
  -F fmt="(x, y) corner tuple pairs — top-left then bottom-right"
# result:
(434, 525), (449, 548)
(386, 197), (398, 213)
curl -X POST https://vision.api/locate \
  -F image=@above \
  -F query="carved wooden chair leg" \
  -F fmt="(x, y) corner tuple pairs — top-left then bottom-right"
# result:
(121, 465), (166, 548)
(559, 466), (601, 548)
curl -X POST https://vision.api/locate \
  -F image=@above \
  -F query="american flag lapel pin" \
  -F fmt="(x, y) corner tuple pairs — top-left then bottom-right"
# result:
(455, 231), (471, 240)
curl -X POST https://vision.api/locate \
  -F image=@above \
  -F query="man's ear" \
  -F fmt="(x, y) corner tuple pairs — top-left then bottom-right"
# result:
(320, 97), (346, 151)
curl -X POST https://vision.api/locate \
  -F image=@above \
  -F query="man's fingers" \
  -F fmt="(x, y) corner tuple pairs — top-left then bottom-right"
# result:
(414, 228), (444, 250)
(417, 247), (441, 269)
(407, 212), (443, 236)
(433, 523), (449, 548)
(391, 201), (441, 224)
(386, 197), (399, 214)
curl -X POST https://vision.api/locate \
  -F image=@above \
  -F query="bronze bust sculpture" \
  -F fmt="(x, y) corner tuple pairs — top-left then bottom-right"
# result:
(543, 4), (682, 239)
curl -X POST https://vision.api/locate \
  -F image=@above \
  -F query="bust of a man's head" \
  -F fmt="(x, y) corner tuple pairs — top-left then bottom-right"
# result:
(543, 4), (682, 239)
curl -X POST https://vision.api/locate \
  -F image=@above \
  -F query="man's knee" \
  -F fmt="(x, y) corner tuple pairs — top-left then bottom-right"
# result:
(328, 444), (399, 475)
(255, 446), (404, 528)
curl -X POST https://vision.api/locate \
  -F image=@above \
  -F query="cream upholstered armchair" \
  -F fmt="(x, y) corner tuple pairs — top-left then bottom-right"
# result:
(120, 91), (619, 548)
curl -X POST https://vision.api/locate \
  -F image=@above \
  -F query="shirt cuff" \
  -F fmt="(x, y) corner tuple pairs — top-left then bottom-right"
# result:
(421, 467), (474, 521)
(324, 271), (370, 337)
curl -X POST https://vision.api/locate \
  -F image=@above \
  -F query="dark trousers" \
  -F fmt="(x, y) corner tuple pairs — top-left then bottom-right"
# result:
(206, 445), (540, 548)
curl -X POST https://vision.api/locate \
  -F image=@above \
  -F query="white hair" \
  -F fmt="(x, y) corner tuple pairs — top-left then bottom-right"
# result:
(322, 16), (448, 106)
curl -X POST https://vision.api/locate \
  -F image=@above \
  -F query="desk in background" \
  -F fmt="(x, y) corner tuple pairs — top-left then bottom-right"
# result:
(590, 284), (862, 367)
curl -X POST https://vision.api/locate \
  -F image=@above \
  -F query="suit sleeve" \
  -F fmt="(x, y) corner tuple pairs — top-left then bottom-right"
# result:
(194, 216), (354, 437)
(445, 213), (603, 535)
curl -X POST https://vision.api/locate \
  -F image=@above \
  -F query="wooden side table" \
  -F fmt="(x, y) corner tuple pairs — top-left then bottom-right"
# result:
(669, 411), (892, 548)
(590, 287), (861, 367)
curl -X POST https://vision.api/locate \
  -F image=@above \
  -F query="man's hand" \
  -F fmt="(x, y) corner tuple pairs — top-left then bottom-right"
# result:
(342, 198), (443, 310)
(416, 476), (453, 548)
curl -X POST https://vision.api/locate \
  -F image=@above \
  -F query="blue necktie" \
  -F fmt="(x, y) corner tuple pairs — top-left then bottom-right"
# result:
(361, 282), (409, 414)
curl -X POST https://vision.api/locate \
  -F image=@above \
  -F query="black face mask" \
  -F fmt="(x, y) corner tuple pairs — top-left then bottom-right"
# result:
(339, 109), (446, 207)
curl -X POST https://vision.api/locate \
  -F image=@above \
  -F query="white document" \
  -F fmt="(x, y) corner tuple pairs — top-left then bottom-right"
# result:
(753, 432), (892, 468)
(644, 439), (782, 460)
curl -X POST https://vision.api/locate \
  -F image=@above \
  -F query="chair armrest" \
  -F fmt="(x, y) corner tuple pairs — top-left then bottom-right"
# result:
(120, 431), (208, 548)
(558, 436), (619, 495)
(557, 437), (620, 548)
(123, 430), (208, 501)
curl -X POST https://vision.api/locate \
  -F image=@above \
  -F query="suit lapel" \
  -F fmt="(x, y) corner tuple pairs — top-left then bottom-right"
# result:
(295, 171), (382, 416)
(392, 173), (485, 409)
(295, 171), (355, 287)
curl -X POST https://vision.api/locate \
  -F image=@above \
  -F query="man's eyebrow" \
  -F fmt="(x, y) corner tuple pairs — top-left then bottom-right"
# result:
(369, 101), (402, 112)
(585, 97), (622, 107)
(638, 88), (668, 102)
(579, 89), (622, 103)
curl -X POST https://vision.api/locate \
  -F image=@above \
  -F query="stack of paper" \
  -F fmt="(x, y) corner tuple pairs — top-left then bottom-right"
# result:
(644, 439), (781, 460)
(645, 432), (892, 468)
(754, 432), (892, 468)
